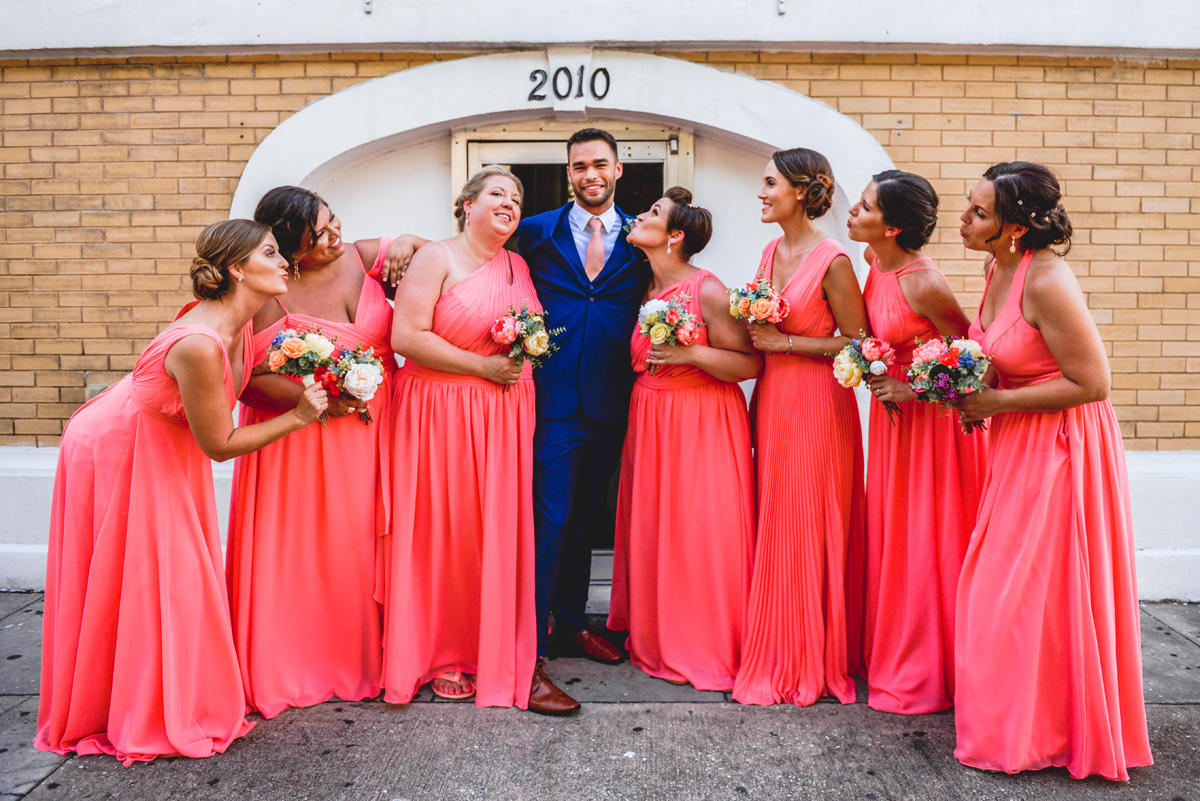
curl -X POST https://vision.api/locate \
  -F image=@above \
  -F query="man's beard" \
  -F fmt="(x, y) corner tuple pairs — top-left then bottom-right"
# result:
(573, 181), (615, 211)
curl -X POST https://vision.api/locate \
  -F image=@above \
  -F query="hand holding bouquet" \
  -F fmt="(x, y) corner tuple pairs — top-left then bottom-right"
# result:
(637, 295), (704, 374)
(728, 277), (790, 325)
(831, 333), (901, 425)
(906, 337), (992, 434)
(266, 326), (338, 426)
(490, 302), (564, 390)
(324, 343), (386, 424)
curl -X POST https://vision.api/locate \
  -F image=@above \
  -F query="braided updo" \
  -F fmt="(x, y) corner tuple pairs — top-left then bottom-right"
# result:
(983, 161), (1073, 256)
(190, 219), (272, 300)
(772, 148), (835, 219)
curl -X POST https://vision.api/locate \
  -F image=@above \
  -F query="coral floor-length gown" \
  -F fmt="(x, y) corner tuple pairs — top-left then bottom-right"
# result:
(861, 256), (988, 714)
(225, 243), (396, 719)
(954, 250), (1152, 780)
(379, 249), (539, 709)
(733, 237), (867, 707)
(608, 270), (756, 691)
(37, 319), (255, 765)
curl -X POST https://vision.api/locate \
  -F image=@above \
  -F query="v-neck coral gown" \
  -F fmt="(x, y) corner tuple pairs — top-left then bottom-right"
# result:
(954, 250), (1152, 781)
(861, 256), (988, 714)
(733, 237), (867, 707)
(225, 242), (396, 719)
(607, 270), (756, 691)
(37, 319), (255, 765)
(379, 249), (539, 709)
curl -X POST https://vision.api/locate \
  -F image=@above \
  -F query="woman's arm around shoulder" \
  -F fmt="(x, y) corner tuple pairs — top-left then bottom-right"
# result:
(166, 332), (327, 462)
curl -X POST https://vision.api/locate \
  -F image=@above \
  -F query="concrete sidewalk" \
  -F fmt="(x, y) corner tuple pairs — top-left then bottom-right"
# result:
(1, 594), (1198, 800)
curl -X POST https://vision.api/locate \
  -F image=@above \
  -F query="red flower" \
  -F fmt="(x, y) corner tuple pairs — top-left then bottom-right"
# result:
(938, 348), (960, 367)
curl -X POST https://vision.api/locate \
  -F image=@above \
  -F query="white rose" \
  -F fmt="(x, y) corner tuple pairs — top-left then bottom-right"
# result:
(951, 338), (984, 359)
(343, 363), (384, 402)
(638, 299), (670, 325)
(301, 374), (316, 388)
(869, 360), (889, 376)
(303, 333), (335, 360)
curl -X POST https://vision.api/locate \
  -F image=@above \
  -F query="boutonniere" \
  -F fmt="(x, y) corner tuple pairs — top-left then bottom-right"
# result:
(621, 216), (636, 234)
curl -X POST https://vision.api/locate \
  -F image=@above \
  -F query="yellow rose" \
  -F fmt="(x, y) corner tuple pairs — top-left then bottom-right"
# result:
(523, 329), (550, 357)
(729, 302), (740, 318)
(279, 337), (307, 359)
(649, 323), (670, 345)
(832, 351), (863, 388)
(644, 311), (660, 325)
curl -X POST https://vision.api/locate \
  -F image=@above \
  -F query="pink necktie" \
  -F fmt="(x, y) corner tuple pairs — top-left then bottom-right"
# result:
(584, 217), (605, 282)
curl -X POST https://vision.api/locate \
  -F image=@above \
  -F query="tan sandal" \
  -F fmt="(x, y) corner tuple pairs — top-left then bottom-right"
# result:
(431, 670), (476, 700)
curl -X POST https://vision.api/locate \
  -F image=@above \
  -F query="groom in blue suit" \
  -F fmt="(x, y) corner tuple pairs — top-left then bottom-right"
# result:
(517, 128), (650, 714)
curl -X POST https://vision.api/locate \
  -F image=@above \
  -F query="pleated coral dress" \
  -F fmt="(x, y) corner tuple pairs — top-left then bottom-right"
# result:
(861, 257), (988, 715)
(954, 250), (1152, 780)
(608, 270), (756, 691)
(380, 249), (538, 709)
(37, 319), (255, 765)
(225, 243), (396, 719)
(733, 237), (866, 707)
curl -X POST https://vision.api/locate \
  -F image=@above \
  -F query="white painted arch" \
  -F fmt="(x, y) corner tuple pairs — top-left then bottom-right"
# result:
(230, 48), (896, 272)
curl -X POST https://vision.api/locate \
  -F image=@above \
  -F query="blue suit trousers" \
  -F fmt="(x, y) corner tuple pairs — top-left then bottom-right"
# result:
(533, 409), (625, 655)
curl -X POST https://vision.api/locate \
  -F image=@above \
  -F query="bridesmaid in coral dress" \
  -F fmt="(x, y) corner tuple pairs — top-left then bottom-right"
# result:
(36, 221), (328, 765)
(733, 148), (870, 707)
(226, 187), (426, 719)
(380, 166), (540, 709)
(954, 162), (1152, 780)
(846, 171), (989, 714)
(607, 187), (759, 691)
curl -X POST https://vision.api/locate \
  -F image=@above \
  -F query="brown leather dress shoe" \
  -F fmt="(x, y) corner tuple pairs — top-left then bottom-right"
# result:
(567, 623), (625, 665)
(528, 659), (580, 716)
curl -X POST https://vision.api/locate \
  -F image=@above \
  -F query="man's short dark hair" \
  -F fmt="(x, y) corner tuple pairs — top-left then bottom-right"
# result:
(566, 128), (619, 162)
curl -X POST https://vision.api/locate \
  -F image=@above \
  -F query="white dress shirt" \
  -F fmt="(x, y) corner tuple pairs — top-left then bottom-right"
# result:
(567, 202), (621, 270)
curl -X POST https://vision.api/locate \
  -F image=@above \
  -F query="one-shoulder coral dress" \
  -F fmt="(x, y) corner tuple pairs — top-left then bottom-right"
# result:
(379, 249), (539, 709)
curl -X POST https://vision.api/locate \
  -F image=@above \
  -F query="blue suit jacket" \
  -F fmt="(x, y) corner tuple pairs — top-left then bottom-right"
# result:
(518, 203), (650, 425)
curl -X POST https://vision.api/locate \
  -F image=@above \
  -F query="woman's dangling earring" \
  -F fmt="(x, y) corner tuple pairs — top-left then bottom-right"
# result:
(667, 243), (672, 255)
(1009, 234), (1017, 254)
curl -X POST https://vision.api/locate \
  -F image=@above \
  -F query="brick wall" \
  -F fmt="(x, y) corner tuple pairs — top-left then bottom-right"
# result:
(0, 51), (1195, 448)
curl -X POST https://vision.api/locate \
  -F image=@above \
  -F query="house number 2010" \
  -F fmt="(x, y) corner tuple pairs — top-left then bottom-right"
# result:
(528, 67), (610, 102)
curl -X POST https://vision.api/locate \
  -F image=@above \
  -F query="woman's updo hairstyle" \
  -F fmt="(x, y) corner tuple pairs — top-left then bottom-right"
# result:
(664, 186), (713, 260)
(772, 147), (835, 219)
(872, 170), (939, 251)
(983, 161), (1073, 256)
(191, 219), (272, 300)
(254, 185), (325, 265)
(453, 165), (524, 233)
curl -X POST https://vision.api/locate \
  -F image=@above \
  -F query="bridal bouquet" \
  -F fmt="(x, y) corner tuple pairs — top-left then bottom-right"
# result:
(637, 295), (704, 374)
(728, 277), (789, 324)
(831, 334), (901, 425)
(906, 337), (991, 434)
(266, 326), (338, 426)
(490, 303), (565, 389)
(322, 343), (386, 424)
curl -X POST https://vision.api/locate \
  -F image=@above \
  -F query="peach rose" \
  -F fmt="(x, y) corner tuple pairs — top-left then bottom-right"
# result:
(279, 337), (307, 359)
(737, 297), (752, 317)
(749, 298), (773, 321)
(490, 316), (521, 345)
(767, 297), (789, 324)
(860, 338), (893, 364)
(912, 338), (949, 364)
(267, 351), (287, 372)
(665, 308), (680, 326)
